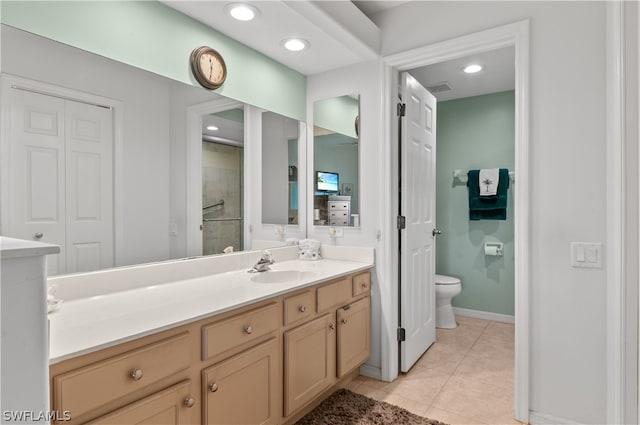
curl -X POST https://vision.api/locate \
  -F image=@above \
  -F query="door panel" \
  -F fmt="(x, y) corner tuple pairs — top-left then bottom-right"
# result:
(65, 100), (114, 273)
(400, 72), (437, 372)
(9, 89), (66, 275)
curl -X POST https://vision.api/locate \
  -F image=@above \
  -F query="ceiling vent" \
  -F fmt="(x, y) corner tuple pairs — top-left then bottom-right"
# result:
(426, 82), (452, 93)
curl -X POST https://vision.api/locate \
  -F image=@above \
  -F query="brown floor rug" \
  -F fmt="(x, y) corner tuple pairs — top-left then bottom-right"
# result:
(296, 389), (449, 425)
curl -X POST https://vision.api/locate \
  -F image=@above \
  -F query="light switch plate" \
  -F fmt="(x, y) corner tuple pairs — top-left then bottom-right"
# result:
(570, 242), (603, 268)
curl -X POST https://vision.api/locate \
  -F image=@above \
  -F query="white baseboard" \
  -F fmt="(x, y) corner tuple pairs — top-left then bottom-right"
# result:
(529, 411), (582, 425)
(359, 363), (383, 381)
(453, 307), (515, 324)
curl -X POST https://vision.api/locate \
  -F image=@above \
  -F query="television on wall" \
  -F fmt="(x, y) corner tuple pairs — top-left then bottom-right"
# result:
(316, 171), (339, 193)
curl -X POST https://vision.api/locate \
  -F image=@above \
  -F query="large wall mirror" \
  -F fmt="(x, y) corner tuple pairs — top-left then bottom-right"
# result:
(262, 111), (300, 226)
(313, 94), (360, 227)
(0, 24), (306, 276)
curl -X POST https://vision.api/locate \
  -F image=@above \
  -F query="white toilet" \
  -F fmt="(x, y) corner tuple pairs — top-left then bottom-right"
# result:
(435, 274), (462, 329)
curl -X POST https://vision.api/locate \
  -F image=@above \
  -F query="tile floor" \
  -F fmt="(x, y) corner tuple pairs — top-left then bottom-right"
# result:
(345, 316), (521, 425)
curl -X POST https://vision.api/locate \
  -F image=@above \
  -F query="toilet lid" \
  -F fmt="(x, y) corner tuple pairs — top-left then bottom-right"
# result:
(435, 274), (460, 285)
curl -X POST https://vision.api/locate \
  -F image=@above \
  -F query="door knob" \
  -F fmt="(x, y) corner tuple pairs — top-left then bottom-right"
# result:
(34, 232), (44, 240)
(432, 229), (442, 237)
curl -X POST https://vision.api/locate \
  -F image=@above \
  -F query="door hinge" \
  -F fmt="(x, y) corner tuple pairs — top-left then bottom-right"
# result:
(397, 103), (406, 117)
(397, 327), (406, 342)
(397, 215), (406, 230)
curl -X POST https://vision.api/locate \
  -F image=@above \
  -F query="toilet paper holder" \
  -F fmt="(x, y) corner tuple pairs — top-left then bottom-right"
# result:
(484, 242), (504, 256)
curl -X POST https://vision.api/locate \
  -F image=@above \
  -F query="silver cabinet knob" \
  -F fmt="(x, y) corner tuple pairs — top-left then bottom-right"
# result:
(34, 232), (44, 240)
(130, 368), (143, 381)
(329, 323), (335, 330)
(298, 305), (306, 313)
(243, 325), (253, 335)
(361, 283), (368, 289)
(209, 383), (219, 393)
(184, 396), (195, 408)
(432, 228), (442, 237)
(341, 318), (348, 325)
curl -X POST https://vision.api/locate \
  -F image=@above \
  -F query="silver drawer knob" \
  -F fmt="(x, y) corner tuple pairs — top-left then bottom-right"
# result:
(184, 396), (195, 408)
(244, 325), (253, 335)
(130, 368), (143, 381)
(341, 318), (348, 325)
(34, 232), (44, 240)
(362, 283), (368, 289)
(329, 323), (335, 330)
(298, 305), (306, 313)
(209, 383), (219, 393)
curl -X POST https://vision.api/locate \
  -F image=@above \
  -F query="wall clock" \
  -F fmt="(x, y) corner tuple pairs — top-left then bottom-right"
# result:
(190, 46), (227, 90)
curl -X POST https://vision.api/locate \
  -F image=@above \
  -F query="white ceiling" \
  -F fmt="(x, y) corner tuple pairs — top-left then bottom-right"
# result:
(408, 46), (515, 102)
(163, 1), (513, 100)
(162, 0), (378, 75)
(202, 112), (243, 143)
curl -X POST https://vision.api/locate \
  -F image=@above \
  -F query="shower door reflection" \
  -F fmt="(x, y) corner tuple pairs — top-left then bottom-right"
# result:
(202, 142), (244, 255)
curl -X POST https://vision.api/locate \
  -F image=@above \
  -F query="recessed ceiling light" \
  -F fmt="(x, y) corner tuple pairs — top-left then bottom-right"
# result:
(463, 64), (483, 74)
(206, 125), (219, 131)
(226, 3), (259, 21)
(282, 38), (309, 52)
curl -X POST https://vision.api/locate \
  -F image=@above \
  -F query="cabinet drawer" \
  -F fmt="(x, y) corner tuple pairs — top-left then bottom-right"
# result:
(329, 211), (349, 218)
(202, 302), (278, 361)
(52, 333), (190, 420)
(317, 278), (352, 312)
(329, 202), (349, 210)
(284, 290), (315, 326)
(352, 272), (371, 297)
(86, 380), (193, 425)
(329, 218), (349, 226)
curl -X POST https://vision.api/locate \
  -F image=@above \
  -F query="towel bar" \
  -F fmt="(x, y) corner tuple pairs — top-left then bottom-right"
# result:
(453, 169), (515, 184)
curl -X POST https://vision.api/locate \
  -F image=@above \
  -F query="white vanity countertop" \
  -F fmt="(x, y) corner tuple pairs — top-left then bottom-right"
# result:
(48, 256), (373, 363)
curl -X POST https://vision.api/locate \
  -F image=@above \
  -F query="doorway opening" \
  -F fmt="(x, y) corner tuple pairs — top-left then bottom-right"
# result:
(386, 20), (530, 422)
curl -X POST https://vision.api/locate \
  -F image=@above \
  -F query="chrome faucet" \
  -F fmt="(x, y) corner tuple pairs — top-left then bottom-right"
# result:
(250, 250), (275, 273)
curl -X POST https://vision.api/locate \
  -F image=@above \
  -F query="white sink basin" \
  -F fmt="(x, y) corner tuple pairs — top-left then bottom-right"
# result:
(250, 270), (316, 284)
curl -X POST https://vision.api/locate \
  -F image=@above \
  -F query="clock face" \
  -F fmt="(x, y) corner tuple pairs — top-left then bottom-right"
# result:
(199, 53), (225, 85)
(190, 47), (227, 90)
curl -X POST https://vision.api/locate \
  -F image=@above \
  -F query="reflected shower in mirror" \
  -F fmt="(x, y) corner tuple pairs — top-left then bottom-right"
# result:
(313, 94), (360, 227)
(202, 108), (244, 255)
(262, 111), (300, 225)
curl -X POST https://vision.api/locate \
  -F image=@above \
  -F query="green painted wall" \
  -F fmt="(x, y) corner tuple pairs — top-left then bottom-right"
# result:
(0, 1), (306, 121)
(436, 91), (515, 316)
(314, 95), (359, 138)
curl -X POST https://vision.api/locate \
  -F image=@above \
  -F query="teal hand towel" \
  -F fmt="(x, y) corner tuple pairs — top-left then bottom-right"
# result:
(468, 168), (509, 220)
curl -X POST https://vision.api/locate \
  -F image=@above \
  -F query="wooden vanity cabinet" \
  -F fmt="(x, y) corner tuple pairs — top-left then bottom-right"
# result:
(283, 273), (371, 418)
(283, 313), (336, 416)
(202, 338), (279, 425)
(49, 270), (371, 425)
(86, 380), (194, 425)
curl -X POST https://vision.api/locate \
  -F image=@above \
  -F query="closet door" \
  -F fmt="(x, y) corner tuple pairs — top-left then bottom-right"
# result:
(6, 86), (114, 275)
(65, 100), (114, 273)
(8, 89), (67, 275)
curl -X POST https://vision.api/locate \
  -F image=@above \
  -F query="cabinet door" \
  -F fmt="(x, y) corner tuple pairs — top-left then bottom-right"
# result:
(284, 313), (335, 416)
(337, 297), (371, 378)
(86, 380), (194, 425)
(202, 338), (279, 425)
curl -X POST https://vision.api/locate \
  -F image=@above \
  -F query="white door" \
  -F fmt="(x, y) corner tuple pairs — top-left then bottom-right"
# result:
(7, 87), (114, 275)
(399, 72), (437, 372)
(65, 99), (114, 273)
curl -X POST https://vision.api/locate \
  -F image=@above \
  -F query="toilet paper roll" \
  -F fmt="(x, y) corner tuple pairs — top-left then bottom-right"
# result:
(484, 243), (503, 256)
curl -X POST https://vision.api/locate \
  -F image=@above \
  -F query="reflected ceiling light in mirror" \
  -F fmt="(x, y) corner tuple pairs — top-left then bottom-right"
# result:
(206, 125), (219, 131)
(282, 38), (309, 52)
(226, 3), (260, 21)
(463, 64), (483, 74)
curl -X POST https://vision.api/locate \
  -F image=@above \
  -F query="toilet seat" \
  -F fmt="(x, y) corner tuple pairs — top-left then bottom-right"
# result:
(435, 274), (460, 285)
